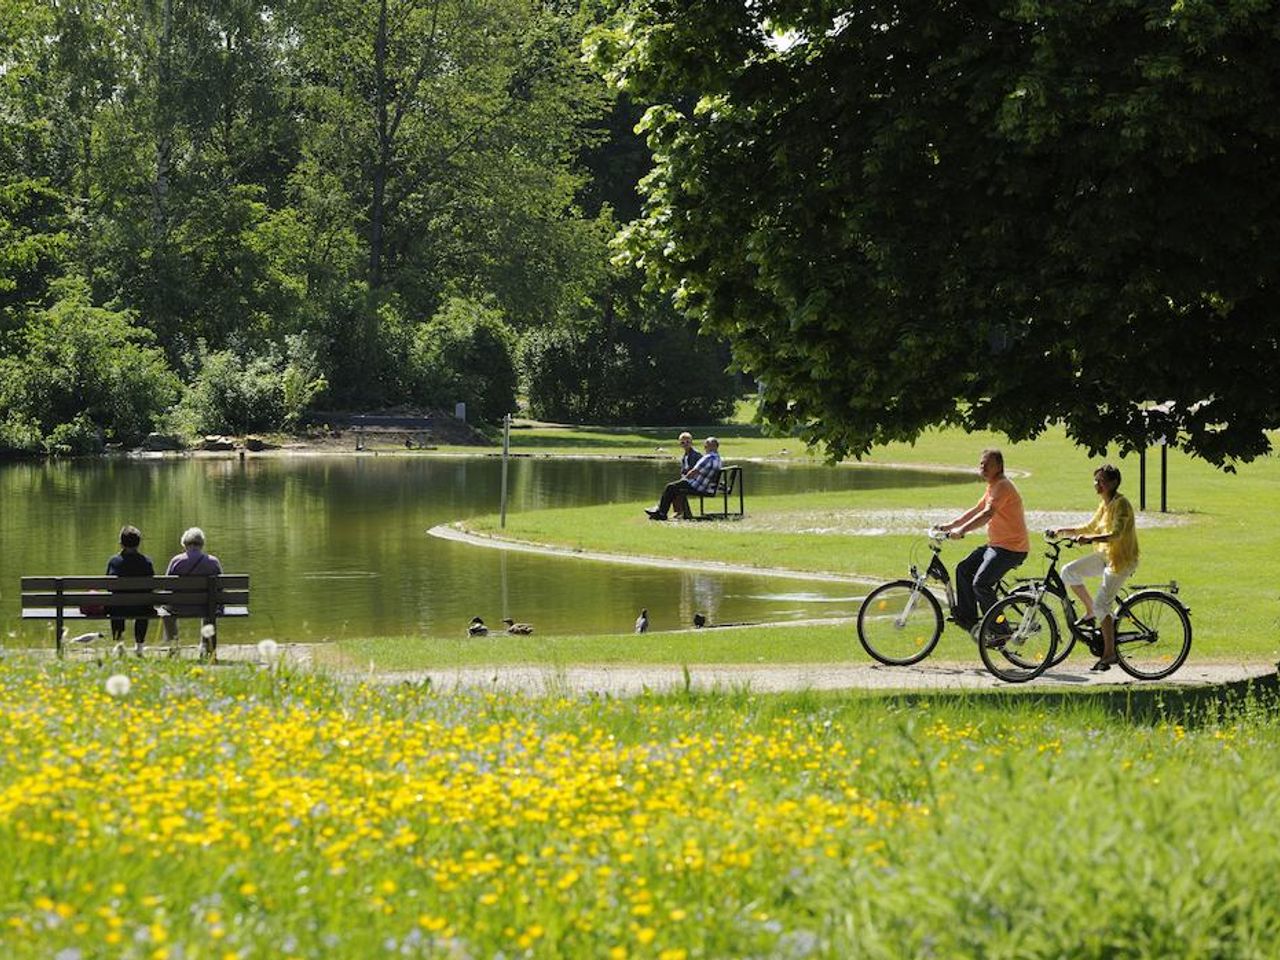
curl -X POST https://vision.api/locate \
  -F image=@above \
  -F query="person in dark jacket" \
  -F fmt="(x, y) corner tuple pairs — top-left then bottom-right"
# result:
(106, 525), (155, 654)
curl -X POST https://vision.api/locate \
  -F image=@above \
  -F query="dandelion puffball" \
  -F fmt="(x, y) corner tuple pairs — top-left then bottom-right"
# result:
(201, 623), (217, 639)
(105, 674), (132, 698)
(257, 638), (279, 659)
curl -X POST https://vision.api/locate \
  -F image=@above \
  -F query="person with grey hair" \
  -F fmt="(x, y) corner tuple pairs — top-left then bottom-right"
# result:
(161, 527), (224, 644)
(646, 437), (722, 521)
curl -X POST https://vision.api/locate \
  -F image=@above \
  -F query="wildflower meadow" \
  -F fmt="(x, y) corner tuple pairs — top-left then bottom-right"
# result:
(2, 661), (1279, 958)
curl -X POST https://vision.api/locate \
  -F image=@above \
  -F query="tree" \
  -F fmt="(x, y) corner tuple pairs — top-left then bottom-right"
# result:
(290, 0), (609, 399)
(594, 1), (1280, 467)
(0, 277), (180, 451)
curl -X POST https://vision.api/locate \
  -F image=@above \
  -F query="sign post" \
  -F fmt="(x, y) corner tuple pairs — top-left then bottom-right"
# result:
(500, 413), (511, 529)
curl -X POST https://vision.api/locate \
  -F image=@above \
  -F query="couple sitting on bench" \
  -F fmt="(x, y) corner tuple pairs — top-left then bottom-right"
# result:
(646, 436), (721, 521)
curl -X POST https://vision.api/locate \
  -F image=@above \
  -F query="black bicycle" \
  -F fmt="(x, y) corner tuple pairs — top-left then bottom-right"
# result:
(856, 530), (1014, 667)
(978, 533), (1193, 682)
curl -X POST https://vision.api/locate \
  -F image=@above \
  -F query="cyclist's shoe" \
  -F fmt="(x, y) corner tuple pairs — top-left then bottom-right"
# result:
(982, 621), (1013, 649)
(1074, 614), (1097, 631)
(1090, 658), (1117, 673)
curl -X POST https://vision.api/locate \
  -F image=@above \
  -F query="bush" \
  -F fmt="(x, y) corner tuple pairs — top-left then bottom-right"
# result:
(0, 277), (179, 452)
(407, 297), (518, 423)
(522, 307), (738, 425)
(175, 333), (328, 435)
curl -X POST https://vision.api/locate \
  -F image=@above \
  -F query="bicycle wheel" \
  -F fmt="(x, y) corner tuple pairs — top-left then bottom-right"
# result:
(856, 580), (943, 666)
(978, 594), (1059, 683)
(1008, 586), (1078, 668)
(1114, 591), (1192, 680)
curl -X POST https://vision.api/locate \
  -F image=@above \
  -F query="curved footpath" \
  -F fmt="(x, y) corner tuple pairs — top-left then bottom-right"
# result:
(366, 661), (1277, 695)
(81, 643), (1273, 695)
(427, 523), (877, 583)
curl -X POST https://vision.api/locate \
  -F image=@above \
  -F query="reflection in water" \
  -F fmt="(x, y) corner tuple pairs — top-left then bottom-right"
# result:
(0, 456), (967, 643)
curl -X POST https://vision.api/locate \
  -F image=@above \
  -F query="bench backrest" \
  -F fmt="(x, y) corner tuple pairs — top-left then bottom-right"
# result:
(21, 575), (250, 614)
(702, 465), (740, 496)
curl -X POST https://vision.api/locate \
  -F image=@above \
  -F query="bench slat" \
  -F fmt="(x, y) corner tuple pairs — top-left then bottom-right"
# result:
(21, 591), (249, 608)
(21, 575), (249, 591)
(23, 606), (250, 620)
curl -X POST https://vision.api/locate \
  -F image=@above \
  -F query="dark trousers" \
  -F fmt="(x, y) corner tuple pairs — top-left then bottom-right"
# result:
(954, 545), (1027, 627)
(111, 618), (149, 644)
(656, 480), (698, 518)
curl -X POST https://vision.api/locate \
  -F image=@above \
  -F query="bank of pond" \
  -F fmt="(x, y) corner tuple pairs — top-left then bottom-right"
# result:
(0, 456), (969, 646)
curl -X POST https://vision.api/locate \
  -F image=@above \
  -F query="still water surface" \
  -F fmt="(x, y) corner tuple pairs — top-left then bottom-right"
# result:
(0, 456), (967, 643)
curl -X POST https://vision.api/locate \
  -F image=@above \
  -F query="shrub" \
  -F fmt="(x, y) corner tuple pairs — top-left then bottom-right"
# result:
(175, 333), (328, 435)
(407, 297), (518, 423)
(0, 277), (179, 452)
(522, 308), (738, 425)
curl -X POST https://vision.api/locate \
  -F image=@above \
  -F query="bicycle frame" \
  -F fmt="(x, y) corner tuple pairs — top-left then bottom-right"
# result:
(1014, 537), (1188, 654)
(909, 536), (956, 611)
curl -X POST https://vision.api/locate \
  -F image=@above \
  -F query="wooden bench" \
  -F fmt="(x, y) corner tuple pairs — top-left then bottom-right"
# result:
(20, 575), (250, 658)
(695, 465), (745, 520)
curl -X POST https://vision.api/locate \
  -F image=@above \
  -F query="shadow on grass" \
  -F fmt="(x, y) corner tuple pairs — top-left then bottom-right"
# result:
(874, 669), (1280, 728)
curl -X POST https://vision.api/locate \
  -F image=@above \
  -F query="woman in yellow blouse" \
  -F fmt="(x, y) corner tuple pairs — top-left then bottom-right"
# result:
(1049, 464), (1139, 671)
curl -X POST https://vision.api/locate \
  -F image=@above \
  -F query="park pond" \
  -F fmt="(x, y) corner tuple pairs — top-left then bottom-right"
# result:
(0, 455), (970, 646)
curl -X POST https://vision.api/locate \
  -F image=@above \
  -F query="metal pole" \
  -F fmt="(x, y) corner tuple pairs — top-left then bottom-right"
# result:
(499, 413), (511, 529)
(1139, 447), (1146, 512)
(1160, 444), (1168, 513)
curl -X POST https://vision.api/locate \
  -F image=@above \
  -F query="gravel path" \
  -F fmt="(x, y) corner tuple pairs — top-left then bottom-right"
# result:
(370, 660), (1277, 695)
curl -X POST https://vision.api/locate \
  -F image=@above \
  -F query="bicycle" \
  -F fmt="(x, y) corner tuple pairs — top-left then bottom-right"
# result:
(978, 532), (1193, 682)
(856, 529), (1015, 666)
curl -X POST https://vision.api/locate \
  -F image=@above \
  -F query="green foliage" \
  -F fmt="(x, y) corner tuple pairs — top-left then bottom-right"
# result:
(521, 266), (738, 425)
(0, 278), (179, 452)
(176, 334), (328, 434)
(408, 297), (518, 423)
(597, 1), (1280, 468)
(0, 0), (667, 439)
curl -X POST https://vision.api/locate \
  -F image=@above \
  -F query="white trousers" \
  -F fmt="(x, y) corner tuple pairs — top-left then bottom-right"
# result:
(1061, 552), (1135, 617)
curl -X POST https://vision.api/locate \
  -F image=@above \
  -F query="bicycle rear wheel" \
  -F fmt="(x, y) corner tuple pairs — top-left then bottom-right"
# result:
(1114, 591), (1192, 680)
(978, 594), (1059, 683)
(857, 580), (943, 666)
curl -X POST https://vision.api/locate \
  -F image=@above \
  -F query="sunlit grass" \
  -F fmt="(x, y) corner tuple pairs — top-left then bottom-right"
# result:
(453, 425), (1280, 662)
(3, 660), (1280, 958)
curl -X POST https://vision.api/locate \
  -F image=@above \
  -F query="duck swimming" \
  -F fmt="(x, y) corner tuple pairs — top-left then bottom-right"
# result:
(467, 617), (489, 637)
(501, 617), (533, 635)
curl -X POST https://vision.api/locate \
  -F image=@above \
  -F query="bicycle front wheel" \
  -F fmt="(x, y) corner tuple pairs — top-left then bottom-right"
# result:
(1115, 591), (1192, 680)
(856, 580), (943, 666)
(978, 594), (1059, 683)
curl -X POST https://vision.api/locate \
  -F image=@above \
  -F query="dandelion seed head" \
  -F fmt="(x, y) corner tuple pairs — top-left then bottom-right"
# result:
(201, 624), (217, 639)
(105, 674), (132, 698)
(257, 638), (279, 659)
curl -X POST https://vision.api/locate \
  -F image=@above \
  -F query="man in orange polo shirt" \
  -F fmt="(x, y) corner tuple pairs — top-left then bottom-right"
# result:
(937, 448), (1030, 633)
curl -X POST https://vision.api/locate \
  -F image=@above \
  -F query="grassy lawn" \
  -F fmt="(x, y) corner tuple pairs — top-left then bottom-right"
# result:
(431, 424), (1280, 665)
(3, 660), (1279, 959)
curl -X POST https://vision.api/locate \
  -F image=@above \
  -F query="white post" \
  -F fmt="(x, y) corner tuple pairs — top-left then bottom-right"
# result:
(500, 413), (511, 529)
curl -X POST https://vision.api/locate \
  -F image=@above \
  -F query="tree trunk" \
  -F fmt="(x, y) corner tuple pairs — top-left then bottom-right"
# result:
(151, 0), (174, 241)
(369, 0), (390, 291)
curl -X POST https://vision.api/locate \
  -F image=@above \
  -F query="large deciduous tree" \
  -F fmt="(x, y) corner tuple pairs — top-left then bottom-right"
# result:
(594, 0), (1280, 467)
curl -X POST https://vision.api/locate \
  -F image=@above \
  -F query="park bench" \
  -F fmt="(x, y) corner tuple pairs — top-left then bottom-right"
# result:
(20, 574), (250, 658)
(695, 465), (745, 520)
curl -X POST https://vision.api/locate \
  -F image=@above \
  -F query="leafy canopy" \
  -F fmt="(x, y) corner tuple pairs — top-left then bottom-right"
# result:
(594, 0), (1280, 467)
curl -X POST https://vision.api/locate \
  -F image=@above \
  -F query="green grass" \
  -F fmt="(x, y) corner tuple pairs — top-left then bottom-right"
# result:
(4, 659), (1280, 958)
(396, 427), (1269, 670)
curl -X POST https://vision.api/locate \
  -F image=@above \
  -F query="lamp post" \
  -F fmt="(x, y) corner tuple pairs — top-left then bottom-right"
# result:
(499, 413), (511, 529)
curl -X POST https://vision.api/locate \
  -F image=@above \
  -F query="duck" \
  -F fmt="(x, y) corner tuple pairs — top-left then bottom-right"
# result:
(467, 617), (489, 637)
(502, 617), (534, 635)
(635, 608), (649, 634)
(693, 613), (707, 629)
